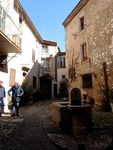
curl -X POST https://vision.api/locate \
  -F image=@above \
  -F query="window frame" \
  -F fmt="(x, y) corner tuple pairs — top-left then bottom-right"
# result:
(80, 16), (84, 31)
(81, 42), (88, 61)
(57, 56), (66, 68)
(9, 68), (16, 86)
(41, 57), (51, 68)
(82, 73), (93, 89)
(42, 45), (48, 53)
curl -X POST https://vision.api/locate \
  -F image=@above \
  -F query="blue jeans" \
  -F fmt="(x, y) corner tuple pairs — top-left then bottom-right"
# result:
(11, 97), (20, 116)
(0, 98), (4, 114)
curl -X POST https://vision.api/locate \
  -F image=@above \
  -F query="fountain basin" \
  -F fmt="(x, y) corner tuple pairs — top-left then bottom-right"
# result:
(52, 88), (93, 136)
(68, 104), (92, 135)
(52, 102), (92, 135)
(52, 101), (72, 132)
(67, 104), (91, 111)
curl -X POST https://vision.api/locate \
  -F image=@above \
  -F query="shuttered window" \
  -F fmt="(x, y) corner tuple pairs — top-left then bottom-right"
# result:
(82, 73), (92, 88)
(80, 16), (84, 31)
(81, 43), (88, 61)
(9, 69), (16, 86)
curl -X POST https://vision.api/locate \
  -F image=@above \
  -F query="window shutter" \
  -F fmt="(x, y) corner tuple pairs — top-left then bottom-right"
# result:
(9, 69), (16, 86)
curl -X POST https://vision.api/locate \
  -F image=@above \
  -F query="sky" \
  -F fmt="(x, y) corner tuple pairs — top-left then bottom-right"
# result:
(19, 0), (80, 51)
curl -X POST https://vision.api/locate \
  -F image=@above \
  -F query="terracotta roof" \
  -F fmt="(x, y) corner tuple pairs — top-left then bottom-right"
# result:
(63, 0), (89, 27)
(57, 51), (66, 56)
(41, 40), (57, 46)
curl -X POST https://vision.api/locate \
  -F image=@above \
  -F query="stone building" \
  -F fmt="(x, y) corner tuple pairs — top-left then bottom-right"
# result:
(14, 1), (59, 99)
(37, 40), (59, 99)
(0, 0), (43, 89)
(10, 0), (42, 88)
(0, 0), (59, 109)
(63, 0), (113, 108)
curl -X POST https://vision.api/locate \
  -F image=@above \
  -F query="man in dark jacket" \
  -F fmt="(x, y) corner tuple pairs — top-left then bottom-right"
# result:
(8, 82), (24, 116)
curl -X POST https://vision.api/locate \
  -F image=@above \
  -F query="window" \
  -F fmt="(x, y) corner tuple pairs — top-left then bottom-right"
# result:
(62, 75), (66, 79)
(82, 73), (92, 88)
(63, 57), (66, 67)
(41, 58), (51, 68)
(57, 57), (60, 68)
(46, 58), (50, 68)
(9, 69), (16, 86)
(42, 45), (48, 53)
(33, 76), (37, 89)
(81, 43), (88, 61)
(57, 56), (66, 68)
(60, 57), (62, 67)
(32, 49), (35, 63)
(80, 16), (84, 31)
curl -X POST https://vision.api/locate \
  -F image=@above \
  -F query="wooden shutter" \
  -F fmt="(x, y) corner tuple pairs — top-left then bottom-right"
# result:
(80, 16), (84, 30)
(82, 43), (87, 61)
(9, 68), (16, 86)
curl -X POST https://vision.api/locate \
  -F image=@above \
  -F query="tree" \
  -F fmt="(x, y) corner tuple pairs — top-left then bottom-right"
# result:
(68, 51), (79, 82)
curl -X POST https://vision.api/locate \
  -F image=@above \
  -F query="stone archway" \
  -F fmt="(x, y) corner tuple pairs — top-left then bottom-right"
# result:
(40, 74), (53, 99)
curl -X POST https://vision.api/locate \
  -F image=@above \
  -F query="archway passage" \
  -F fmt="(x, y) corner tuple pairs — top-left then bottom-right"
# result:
(40, 74), (52, 99)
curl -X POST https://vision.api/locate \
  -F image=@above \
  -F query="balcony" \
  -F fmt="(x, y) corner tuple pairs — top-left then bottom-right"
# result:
(39, 66), (52, 77)
(0, 4), (22, 54)
(42, 67), (51, 75)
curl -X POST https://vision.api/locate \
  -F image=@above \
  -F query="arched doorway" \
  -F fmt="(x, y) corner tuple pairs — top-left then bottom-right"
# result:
(40, 74), (53, 99)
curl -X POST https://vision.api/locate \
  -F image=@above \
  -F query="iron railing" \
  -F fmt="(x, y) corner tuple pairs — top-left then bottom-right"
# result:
(0, 4), (22, 49)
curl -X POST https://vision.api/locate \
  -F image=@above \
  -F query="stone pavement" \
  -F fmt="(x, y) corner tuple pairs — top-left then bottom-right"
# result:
(0, 100), (113, 150)
(0, 100), (59, 150)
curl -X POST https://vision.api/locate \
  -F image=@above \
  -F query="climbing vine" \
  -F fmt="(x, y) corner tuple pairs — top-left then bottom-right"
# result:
(68, 52), (79, 82)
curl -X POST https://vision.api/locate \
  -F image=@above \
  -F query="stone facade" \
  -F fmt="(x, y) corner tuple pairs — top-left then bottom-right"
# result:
(63, 0), (113, 105)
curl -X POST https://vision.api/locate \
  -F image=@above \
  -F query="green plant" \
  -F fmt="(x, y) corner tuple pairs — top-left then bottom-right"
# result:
(20, 80), (34, 105)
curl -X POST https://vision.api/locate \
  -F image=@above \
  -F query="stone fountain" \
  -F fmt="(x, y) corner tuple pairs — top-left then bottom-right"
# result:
(52, 87), (92, 136)
(68, 87), (92, 135)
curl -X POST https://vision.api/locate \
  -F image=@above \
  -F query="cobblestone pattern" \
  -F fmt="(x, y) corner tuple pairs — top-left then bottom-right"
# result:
(0, 100), (113, 150)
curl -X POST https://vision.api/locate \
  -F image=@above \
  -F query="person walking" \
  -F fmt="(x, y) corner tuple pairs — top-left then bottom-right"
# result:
(8, 82), (24, 116)
(0, 81), (6, 116)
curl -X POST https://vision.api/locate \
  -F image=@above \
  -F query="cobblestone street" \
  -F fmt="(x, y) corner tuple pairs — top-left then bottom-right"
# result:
(1, 100), (113, 150)
(0, 100), (60, 150)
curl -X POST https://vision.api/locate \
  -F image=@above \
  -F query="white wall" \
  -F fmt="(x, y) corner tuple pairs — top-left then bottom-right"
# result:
(38, 45), (58, 63)
(0, 0), (40, 91)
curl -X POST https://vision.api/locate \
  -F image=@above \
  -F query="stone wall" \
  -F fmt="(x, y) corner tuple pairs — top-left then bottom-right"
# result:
(65, 0), (113, 104)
